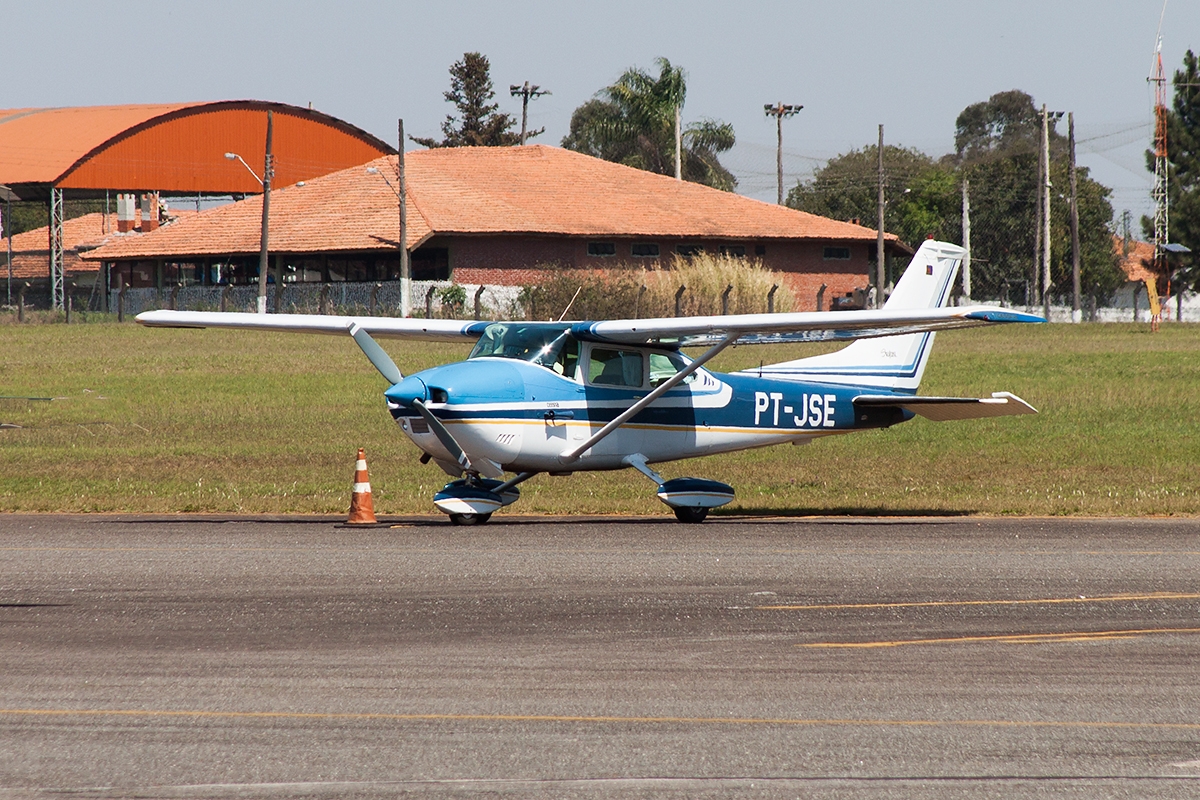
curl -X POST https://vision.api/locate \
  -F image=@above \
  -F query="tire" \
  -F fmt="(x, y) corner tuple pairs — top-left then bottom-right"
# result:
(673, 507), (708, 524)
(449, 512), (492, 526)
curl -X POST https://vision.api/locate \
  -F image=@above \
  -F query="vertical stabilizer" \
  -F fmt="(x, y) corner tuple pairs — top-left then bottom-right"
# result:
(752, 240), (963, 392)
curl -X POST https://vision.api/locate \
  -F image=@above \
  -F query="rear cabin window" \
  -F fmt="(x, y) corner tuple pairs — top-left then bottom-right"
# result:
(648, 352), (697, 388)
(588, 348), (644, 388)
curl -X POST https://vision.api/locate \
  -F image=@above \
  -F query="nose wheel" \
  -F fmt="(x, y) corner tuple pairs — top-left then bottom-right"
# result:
(672, 507), (709, 524)
(448, 512), (492, 526)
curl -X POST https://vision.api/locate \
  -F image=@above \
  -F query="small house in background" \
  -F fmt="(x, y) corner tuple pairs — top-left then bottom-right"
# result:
(84, 145), (909, 312)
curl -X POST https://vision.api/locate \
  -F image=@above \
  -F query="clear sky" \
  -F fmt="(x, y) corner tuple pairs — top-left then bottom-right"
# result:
(5, 0), (1192, 224)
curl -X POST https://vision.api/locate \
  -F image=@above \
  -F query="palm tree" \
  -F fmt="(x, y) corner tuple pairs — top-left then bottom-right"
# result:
(562, 58), (736, 191)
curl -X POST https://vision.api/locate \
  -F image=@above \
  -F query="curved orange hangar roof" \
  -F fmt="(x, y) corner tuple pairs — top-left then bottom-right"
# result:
(0, 101), (395, 198)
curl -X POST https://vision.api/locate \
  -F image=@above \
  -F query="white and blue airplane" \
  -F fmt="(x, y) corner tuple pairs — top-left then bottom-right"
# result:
(138, 240), (1042, 524)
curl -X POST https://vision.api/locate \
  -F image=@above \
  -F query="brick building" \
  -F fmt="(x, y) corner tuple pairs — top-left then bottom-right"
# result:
(84, 145), (908, 311)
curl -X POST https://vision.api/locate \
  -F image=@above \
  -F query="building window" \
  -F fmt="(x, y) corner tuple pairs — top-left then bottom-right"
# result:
(412, 247), (450, 281)
(631, 243), (660, 257)
(719, 245), (746, 258)
(823, 246), (851, 261)
(754, 245), (766, 256)
(587, 242), (616, 257)
(676, 243), (704, 257)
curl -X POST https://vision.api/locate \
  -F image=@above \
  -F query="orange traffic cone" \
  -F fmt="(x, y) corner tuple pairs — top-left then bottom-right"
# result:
(346, 448), (377, 524)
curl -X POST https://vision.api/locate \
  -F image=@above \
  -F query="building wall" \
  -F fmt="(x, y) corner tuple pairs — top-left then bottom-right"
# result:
(442, 235), (869, 311)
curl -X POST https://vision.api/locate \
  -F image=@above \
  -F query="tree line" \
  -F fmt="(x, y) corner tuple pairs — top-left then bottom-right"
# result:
(788, 90), (1124, 303)
(8, 48), (1196, 307)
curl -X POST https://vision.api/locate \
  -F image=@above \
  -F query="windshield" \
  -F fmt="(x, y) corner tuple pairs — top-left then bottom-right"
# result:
(469, 323), (580, 377)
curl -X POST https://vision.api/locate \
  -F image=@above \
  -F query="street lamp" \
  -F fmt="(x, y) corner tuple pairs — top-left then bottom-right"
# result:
(225, 110), (274, 314)
(224, 152), (263, 186)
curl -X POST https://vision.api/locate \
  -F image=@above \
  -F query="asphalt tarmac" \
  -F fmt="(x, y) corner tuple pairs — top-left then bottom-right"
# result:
(2, 514), (1200, 799)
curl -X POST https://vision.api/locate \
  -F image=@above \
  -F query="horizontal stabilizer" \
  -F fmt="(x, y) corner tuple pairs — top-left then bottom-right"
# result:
(853, 392), (1037, 422)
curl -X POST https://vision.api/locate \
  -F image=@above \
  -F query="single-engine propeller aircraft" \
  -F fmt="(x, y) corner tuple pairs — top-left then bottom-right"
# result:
(138, 240), (1042, 524)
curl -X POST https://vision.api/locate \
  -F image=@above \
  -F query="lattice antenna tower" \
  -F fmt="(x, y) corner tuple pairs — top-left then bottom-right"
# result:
(1149, 21), (1170, 275)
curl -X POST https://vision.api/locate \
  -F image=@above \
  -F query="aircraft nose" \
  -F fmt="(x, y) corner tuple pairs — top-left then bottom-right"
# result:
(385, 375), (427, 407)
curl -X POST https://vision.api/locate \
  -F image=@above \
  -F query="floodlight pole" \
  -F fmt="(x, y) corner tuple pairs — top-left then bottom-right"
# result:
(257, 110), (274, 314)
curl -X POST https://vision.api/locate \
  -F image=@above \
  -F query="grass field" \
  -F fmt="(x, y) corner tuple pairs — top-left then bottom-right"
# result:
(1, 321), (1197, 516)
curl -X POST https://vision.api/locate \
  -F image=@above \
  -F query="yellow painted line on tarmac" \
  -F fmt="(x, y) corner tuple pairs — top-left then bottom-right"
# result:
(4, 706), (1200, 732)
(799, 626), (1200, 649)
(759, 591), (1200, 611)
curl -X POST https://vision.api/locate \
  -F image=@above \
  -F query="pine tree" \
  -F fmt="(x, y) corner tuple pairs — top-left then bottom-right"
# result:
(411, 53), (525, 148)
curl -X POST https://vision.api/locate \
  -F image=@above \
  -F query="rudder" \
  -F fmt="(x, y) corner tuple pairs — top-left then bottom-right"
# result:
(750, 240), (963, 392)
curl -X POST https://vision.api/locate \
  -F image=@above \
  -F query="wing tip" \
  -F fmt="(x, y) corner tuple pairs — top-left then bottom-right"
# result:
(963, 309), (1046, 324)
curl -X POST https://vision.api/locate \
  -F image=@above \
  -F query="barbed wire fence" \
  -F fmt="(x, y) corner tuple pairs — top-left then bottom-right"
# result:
(108, 281), (523, 320)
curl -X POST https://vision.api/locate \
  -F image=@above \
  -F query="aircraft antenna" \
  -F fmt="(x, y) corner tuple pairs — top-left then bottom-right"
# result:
(558, 286), (583, 322)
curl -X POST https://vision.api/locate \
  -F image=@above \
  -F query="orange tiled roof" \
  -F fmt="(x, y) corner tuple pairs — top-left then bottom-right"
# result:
(2, 210), (195, 279)
(84, 146), (901, 262)
(1114, 236), (1156, 282)
(0, 104), (192, 185)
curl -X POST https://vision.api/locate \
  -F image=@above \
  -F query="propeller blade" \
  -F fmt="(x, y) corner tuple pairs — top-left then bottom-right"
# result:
(349, 323), (403, 385)
(411, 398), (472, 473)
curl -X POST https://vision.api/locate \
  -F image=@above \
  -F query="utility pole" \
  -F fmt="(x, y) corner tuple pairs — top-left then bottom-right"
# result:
(509, 82), (550, 146)
(764, 103), (802, 205)
(876, 124), (885, 308)
(961, 178), (971, 302)
(674, 105), (682, 180)
(257, 110), (274, 314)
(398, 119), (410, 317)
(3, 187), (11, 306)
(1041, 105), (1051, 320)
(1034, 112), (1044, 311)
(1069, 112), (1081, 323)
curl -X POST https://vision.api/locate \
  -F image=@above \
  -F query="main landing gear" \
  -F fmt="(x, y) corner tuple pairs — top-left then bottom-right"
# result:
(431, 462), (735, 525)
(624, 454), (735, 524)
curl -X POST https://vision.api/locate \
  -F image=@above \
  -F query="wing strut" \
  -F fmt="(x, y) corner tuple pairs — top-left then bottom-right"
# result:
(559, 333), (739, 464)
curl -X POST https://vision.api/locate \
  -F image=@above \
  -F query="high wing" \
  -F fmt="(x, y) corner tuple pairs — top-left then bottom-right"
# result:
(580, 305), (1042, 348)
(136, 310), (489, 342)
(137, 305), (1041, 348)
